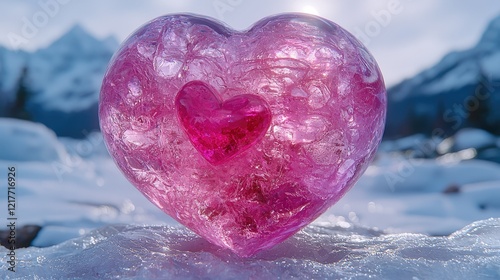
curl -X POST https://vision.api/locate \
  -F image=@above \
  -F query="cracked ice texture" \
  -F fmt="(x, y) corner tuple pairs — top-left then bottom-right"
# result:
(99, 14), (386, 256)
(4, 219), (500, 279)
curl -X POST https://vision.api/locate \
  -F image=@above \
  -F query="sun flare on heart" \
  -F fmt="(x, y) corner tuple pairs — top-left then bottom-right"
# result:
(301, 5), (320, 16)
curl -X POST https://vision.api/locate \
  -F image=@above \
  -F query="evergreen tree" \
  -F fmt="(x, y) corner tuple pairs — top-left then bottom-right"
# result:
(433, 100), (448, 134)
(10, 67), (32, 121)
(407, 103), (431, 136)
(468, 64), (491, 132)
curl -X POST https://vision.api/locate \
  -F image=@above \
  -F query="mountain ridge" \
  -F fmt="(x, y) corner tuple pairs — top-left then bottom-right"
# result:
(385, 14), (500, 139)
(2, 16), (500, 139)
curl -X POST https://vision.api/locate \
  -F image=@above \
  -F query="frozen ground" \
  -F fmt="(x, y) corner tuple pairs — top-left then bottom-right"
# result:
(3, 219), (500, 279)
(1, 118), (500, 278)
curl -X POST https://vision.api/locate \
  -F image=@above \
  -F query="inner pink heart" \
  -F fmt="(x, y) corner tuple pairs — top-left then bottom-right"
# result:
(175, 81), (272, 165)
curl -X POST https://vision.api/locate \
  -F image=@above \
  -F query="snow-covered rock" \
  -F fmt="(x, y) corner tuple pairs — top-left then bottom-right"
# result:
(378, 134), (430, 153)
(452, 128), (497, 151)
(0, 118), (68, 162)
(2, 219), (499, 279)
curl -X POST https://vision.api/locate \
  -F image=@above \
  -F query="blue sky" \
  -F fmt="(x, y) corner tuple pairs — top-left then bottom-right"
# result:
(1, 0), (500, 86)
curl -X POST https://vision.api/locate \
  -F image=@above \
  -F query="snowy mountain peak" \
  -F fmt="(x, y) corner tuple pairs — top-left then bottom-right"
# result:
(65, 24), (90, 38)
(477, 15), (500, 50)
(42, 24), (109, 55)
(1, 23), (118, 137)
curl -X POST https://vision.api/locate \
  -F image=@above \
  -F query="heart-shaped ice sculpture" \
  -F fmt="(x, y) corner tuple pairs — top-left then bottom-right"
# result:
(99, 14), (386, 257)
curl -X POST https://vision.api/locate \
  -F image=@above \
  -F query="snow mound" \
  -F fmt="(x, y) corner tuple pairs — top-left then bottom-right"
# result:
(0, 118), (68, 161)
(378, 134), (429, 152)
(2, 219), (499, 279)
(362, 155), (500, 193)
(453, 128), (497, 151)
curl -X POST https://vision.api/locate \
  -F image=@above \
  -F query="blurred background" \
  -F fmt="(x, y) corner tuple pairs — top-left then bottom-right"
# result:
(1, 0), (500, 248)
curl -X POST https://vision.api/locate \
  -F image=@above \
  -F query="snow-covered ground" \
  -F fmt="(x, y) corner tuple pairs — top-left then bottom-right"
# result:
(5, 219), (500, 279)
(1, 118), (500, 278)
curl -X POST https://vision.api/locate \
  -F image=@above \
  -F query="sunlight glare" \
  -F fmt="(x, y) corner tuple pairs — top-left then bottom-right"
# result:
(302, 5), (320, 16)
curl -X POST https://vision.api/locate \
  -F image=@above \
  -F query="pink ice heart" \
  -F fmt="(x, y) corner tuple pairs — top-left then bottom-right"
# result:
(99, 14), (386, 257)
(175, 81), (272, 165)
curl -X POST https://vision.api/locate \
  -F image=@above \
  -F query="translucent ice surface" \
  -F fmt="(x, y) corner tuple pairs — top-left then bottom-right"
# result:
(2, 219), (499, 279)
(99, 13), (386, 256)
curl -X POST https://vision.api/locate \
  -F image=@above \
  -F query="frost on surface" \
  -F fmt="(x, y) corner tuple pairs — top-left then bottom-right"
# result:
(2, 219), (499, 279)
